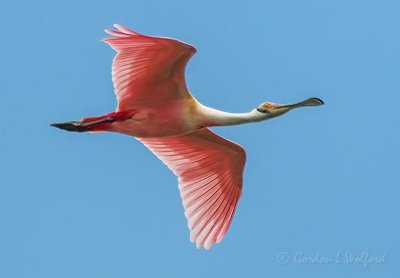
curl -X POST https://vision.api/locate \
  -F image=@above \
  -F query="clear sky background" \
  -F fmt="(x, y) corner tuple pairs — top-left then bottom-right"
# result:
(1, 0), (399, 277)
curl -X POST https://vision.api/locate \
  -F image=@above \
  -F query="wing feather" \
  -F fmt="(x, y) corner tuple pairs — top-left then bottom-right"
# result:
(103, 25), (196, 111)
(139, 128), (245, 249)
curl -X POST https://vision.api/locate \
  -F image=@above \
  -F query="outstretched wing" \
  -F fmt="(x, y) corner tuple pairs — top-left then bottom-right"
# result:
(139, 128), (246, 249)
(103, 24), (197, 111)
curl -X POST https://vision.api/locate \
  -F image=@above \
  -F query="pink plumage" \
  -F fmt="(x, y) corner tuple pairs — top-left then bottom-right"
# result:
(51, 24), (324, 249)
(140, 128), (245, 249)
(103, 25), (196, 111)
(104, 25), (243, 248)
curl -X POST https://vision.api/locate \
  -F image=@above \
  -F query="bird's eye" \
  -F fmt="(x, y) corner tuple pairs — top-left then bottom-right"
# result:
(257, 107), (270, 114)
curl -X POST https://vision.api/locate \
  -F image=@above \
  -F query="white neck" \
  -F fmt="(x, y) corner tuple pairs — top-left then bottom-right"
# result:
(197, 104), (266, 127)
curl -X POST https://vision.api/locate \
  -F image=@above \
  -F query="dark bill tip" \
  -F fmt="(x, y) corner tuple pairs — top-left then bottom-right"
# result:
(309, 97), (324, 105)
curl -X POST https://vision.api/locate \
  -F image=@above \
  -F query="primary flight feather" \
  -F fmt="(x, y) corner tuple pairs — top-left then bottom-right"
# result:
(51, 24), (324, 249)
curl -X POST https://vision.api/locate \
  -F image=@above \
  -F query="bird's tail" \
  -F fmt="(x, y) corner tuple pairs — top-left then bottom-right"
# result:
(50, 109), (137, 133)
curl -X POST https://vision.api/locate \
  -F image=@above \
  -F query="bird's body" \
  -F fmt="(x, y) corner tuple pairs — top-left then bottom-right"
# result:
(52, 25), (323, 249)
(110, 101), (196, 138)
(98, 98), (268, 138)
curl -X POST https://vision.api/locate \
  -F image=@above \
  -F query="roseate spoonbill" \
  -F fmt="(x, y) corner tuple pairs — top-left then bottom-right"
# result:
(51, 24), (324, 249)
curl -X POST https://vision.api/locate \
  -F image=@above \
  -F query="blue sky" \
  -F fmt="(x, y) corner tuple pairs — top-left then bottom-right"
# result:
(1, 0), (399, 277)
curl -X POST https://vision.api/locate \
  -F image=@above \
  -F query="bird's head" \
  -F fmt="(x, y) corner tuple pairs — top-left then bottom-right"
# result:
(256, 97), (324, 118)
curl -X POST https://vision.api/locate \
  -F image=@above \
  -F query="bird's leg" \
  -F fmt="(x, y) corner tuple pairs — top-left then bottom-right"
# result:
(50, 117), (116, 132)
(50, 109), (137, 132)
(50, 121), (92, 132)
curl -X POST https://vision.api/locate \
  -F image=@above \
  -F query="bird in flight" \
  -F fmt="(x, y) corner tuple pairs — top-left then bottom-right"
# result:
(51, 24), (324, 249)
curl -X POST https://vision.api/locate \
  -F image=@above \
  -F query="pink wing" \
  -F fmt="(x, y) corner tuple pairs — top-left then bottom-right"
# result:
(139, 128), (246, 249)
(103, 24), (197, 111)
